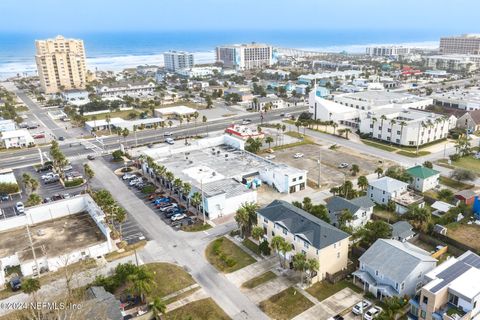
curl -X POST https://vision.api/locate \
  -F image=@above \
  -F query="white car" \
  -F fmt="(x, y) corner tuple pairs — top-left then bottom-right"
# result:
(265, 155), (276, 160)
(293, 153), (304, 159)
(364, 306), (383, 320)
(171, 213), (187, 221)
(352, 300), (372, 315)
(338, 163), (349, 169)
(15, 202), (25, 214)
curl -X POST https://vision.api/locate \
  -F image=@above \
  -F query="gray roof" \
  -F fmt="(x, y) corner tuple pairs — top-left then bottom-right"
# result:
(85, 286), (123, 320)
(369, 177), (408, 192)
(391, 221), (415, 240)
(258, 200), (350, 250)
(359, 239), (436, 284)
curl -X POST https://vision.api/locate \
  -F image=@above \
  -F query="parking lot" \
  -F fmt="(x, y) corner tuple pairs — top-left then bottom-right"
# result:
(273, 144), (394, 189)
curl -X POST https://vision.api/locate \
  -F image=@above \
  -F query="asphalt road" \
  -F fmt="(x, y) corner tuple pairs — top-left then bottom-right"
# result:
(0, 105), (307, 169)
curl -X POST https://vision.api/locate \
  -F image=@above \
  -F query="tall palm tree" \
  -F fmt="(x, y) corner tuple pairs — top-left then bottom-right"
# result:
(150, 297), (166, 320)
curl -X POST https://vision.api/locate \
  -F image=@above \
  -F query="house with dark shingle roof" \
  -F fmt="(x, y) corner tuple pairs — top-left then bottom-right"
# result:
(326, 196), (374, 229)
(406, 165), (440, 192)
(257, 200), (350, 283)
(353, 239), (437, 299)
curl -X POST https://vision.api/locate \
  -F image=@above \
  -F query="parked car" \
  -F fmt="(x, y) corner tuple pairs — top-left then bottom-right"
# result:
(352, 300), (372, 315)
(15, 202), (25, 214)
(171, 213), (187, 221)
(166, 138), (175, 145)
(9, 277), (21, 291)
(265, 155), (276, 160)
(293, 153), (304, 158)
(364, 306), (383, 320)
(338, 163), (349, 169)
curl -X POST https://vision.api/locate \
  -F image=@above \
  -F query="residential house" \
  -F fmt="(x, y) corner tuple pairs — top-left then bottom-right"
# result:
(353, 239), (437, 299)
(368, 177), (425, 214)
(257, 200), (350, 283)
(0, 129), (34, 149)
(457, 110), (480, 132)
(406, 165), (440, 193)
(326, 196), (375, 229)
(391, 221), (416, 242)
(408, 251), (480, 320)
(455, 190), (477, 206)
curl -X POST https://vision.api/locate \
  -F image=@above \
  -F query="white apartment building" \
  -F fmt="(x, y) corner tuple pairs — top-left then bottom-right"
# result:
(96, 81), (156, 98)
(0, 129), (34, 149)
(35, 35), (87, 94)
(216, 43), (274, 70)
(425, 55), (480, 72)
(366, 46), (412, 57)
(163, 51), (194, 72)
(440, 34), (480, 55)
(358, 108), (449, 146)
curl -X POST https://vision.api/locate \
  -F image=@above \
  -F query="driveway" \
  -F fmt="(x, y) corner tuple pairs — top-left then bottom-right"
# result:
(293, 288), (363, 320)
(91, 159), (269, 320)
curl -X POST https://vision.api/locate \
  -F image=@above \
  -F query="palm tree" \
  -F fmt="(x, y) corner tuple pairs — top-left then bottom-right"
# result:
(127, 266), (155, 304)
(150, 297), (166, 320)
(265, 136), (274, 148)
(357, 175), (368, 191)
(22, 278), (41, 300)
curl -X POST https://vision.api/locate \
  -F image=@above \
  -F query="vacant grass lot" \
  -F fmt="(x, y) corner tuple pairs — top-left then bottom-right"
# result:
(165, 298), (230, 320)
(242, 271), (277, 289)
(306, 280), (362, 302)
(259, 287), (314, 320)
(144, 263), (196, 299)
(206, 237), (256, 273)
(446, 223), (480, 252)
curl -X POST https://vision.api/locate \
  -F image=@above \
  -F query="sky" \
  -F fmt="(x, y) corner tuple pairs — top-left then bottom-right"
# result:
(0, 0), (479, 34)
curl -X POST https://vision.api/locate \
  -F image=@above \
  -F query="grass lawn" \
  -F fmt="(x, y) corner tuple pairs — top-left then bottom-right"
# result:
(206, 237), (256, 273)
(259, 287), (314, 320)
(165, 298), (230, 320)
(439, 176), (474, 190)
(306, 280), (362, 302)
(242, 238), (261, 255)
(452, 156), (480, 174)
(242, 271), (277, 289)
(373, 207), (399, 223)
(181, 222), (212, 232)
(446, 223), (480, 252)
(144, 262), (196, 299)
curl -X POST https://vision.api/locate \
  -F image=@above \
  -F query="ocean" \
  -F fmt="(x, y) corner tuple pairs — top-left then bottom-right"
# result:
(0, 30), (441, 79)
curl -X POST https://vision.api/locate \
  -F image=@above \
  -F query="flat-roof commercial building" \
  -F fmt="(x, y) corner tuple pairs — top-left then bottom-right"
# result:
(0, 195), (114, 287)
(440, 34), (480, 55)
(257, 200), (350, 283)
(408, 251), (480, 320)
(35, 35), (87, 94)
(432, 88), (480, 111)
(216, 43), (274, 70)
(142, 135), (307, 219)
(163, 51), (194, 72)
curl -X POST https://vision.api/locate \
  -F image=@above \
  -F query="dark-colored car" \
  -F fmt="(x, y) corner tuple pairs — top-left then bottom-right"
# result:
(9, 277), (21, 291)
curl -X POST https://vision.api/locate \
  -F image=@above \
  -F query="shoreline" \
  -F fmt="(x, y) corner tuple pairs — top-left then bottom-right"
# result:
(0, 40), (438, 80)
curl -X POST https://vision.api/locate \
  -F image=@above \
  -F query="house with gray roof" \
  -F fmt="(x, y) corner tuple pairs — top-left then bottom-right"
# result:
(326, 196), (374, 229)
(353, 239), (437, 299)
(390, 221), (416, 242)
(257, 200), (350, 283)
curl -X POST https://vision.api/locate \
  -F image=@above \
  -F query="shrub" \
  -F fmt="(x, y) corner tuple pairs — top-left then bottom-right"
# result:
(64, 178), (84, 187)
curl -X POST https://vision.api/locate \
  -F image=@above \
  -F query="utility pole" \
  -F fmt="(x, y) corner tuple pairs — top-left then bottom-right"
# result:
(26, 224), (40, 277)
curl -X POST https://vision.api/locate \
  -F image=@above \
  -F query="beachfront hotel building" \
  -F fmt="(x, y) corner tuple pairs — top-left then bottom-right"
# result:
(216, 43), (274, 70)
(35, 35), (87, 94)
(440, 34), (480, 55)
(163, 51), (194, 72)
